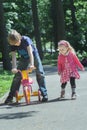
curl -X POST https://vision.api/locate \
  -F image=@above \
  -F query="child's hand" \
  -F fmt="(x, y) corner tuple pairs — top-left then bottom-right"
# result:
(12, 68), (18, 74)
(29, 65), (35, 69)
(82, 68), (85, 71)
(58, 72), (61, 75)
(27, 65), (36, 71)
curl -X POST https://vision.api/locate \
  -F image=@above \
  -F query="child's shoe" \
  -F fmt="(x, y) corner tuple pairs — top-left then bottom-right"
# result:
(42, 95), (48, 102)
(58, 90), (65, 99)
(61, 90), (65, 98)
(71, 92), (77, 100)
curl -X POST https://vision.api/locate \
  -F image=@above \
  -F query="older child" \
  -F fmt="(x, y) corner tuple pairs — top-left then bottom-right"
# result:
(5, 29), (48, 104)
(57, 40), (84, 99)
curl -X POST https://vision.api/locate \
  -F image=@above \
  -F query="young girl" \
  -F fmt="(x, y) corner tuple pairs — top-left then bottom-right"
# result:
(57, 40), (84, 99)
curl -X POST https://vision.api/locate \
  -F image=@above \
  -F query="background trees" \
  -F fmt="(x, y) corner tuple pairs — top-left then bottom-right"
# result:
(31, 0), (43, 60)
(50, 0), (65, 49)
(0, 0), (87, 70)
(0, 0), (11, 70)
(63, 0), (87, 52)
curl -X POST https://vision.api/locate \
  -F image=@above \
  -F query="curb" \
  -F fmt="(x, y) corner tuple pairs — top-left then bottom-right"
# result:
(0, 92), (9, 103)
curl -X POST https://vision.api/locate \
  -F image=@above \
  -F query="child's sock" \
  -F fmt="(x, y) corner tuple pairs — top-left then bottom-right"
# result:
(71, 87), (76, 94)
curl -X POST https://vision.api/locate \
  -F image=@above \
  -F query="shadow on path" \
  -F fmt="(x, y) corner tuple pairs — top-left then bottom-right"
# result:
(0, 97), (73, 109)
(0, 111), (39, 120)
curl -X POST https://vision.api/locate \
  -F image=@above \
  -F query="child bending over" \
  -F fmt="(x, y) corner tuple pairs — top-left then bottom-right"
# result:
(5, 29), (48, 104)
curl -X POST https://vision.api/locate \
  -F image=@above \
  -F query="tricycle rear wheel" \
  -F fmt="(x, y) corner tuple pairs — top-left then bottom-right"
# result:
(23, 86), (30, 104)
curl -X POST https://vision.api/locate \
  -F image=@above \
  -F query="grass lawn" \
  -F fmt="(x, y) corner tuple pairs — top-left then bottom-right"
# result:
(0, 69), (13, 97)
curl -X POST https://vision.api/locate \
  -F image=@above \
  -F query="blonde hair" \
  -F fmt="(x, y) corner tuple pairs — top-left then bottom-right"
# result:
(7, 29), (22, 45)
(58, 40), (75, 54)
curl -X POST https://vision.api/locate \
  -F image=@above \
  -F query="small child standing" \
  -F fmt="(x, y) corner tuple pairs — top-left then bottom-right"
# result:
(57, 40), (84, 99)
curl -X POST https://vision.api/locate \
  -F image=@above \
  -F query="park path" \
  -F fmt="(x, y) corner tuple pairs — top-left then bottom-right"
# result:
(0, 65), (87, 130)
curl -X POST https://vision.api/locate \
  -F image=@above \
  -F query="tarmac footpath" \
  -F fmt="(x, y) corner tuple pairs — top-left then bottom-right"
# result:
(0, 65), (87, 130)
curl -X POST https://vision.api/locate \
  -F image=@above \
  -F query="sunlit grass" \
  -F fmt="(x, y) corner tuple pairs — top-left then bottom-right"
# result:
(0, 69), (13, 97)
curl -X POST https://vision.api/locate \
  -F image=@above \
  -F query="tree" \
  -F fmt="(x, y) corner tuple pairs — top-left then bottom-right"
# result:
(31, 0), (43, 60)
(2, 0), (87, 54)
(70, 0), (80, 51)
(51, 0), (65, 49)
(0, 0), (11, 70)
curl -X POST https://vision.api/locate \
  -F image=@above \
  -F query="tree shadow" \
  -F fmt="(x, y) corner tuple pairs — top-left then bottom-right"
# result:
(0, 111), (39, 120)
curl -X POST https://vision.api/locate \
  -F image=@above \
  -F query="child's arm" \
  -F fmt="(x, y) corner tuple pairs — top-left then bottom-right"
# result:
(11, 51), (18, 73)
(11, 51), (17, 69)
(27, 45), (34, 68)
(57, 56), (62, 74)
(73, 54), (85, 71)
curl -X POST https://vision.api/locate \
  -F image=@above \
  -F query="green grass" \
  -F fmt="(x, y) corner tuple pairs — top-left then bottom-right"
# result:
(42, 52), (58, 66)
(0, 69), (13, 97)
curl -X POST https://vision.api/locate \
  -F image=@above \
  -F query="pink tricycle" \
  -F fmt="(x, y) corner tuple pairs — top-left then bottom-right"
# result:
(15, 68), (41, 104)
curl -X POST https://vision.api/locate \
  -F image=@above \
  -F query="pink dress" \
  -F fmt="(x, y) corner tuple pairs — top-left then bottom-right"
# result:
(57, 52), (84, 83)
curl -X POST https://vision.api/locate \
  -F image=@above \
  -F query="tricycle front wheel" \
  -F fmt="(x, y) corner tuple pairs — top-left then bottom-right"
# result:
(23, 86), (30, 104)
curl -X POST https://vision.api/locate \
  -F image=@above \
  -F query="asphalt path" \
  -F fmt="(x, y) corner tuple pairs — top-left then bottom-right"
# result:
(0, 65), (87, 130)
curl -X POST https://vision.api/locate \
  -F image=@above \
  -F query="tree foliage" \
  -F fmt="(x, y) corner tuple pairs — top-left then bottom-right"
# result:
(63, 0), (87, 51)
(0, 0), (87, 69)
(3, 0), (87, 51)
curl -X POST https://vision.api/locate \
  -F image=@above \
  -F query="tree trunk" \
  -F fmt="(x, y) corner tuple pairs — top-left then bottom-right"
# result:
(0, 1), (11, 70)
(51, 0), (65, 49)
(70, 0), (79, 51)
(70, 0), (77, 34)
(31, 0), (43, 60)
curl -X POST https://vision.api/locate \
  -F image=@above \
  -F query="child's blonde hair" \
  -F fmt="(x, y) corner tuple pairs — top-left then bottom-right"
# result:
(7, 29), (22, 45)
(58, 40), (75, 54)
